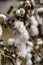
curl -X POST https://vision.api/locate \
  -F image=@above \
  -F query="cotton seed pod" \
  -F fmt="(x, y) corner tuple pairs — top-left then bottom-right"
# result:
(20, 8), (25, 15)
(30, 25), (39, 37)
(26, 41), (33, 47)
(36, 38), (43, 45)
(16, 9), (21, 16)
(15, 59), (22, 65)
(30, 16), (38, 26)
(26, 59), (32, 65)
(0, 25), (2, 37)
(26, 53), (32, 59)
(8, 38), (14, 46)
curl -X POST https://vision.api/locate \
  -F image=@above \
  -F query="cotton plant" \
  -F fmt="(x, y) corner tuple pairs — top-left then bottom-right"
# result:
(0, 0), (43, 65)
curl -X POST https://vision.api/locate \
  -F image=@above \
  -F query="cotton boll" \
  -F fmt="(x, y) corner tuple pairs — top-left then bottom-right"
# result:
(16, 10), (21, 16)
(17, 43), (27, 58)
(27, 46), (33, 53)
(20, 1), (24, 5)
(26, 41), (33, 47)
(0, 25), (2, 37)
(8, 38), (14, 46)
(37, 7), (43, 13)
(12, 54), (15, 58)
(13, 21), (30, 46)
(36, 38), (43, 45)
(26, 59), (32, 65)
(26, 0), (31, 7)
(30, 25), (39, 37)
(26, 53), (32, 59)
(30, 16), (38, 26)
(15, 59), (22, 65)
(0, 14), (7, 21)
(20, 8), (25, 15)
(35, 45), (40, 50)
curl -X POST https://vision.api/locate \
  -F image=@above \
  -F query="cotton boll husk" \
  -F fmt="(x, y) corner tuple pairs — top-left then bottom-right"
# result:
(26, 53), (32, 59)
(30, 16), (38, 26)
(14, 21), (30, 46)
(0, 25), (2, 37)
(26, 59), (32, 65)
(36, 38), (43, 45)
(20, 8), (25, 15)
(8, 38), (14, 46)
(30, 25), (39, 37)
(26, 41), (33, 47)
(15, 59), (22, 65)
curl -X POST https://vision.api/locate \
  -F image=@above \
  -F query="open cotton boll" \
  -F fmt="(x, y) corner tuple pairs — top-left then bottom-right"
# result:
(0, 25), (2, 37)
(30, 16), (38, 26)
(26, 0), (31, 7)
(16, 10), (21, 16)
(30, 25), (39, 37)
(13, 21), (30, 46)
(27, 46), (33, 53)
(15, 59), (22, 65)
(26, 53), (32, 59)
(0, 14), (7, 21)
(16, 43), (27, 58)
(20, 8), (25, 15)
(26, 41), (33, 47)
(37, 7), (43, 13)
(8, 38), (14, 46)
(26, 59), (32, 65)
(36, 38), (43, 45)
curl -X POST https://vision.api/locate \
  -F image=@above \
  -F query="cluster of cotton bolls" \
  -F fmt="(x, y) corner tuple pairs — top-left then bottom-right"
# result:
(0, 0), (43, 65)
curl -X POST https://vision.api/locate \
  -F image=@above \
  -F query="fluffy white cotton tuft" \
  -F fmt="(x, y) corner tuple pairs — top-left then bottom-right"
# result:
(13, 21), (30, 46)
(36, 38), (43, 45)
(30, 16), (38, 26)
(15, 59), (22, 65)
(26, 41), (33, 47)
(0, 25), (2, 37)
(30, 25), (39, 37)
(26, 59), (32, 65)
(8, 38), (14, 46)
